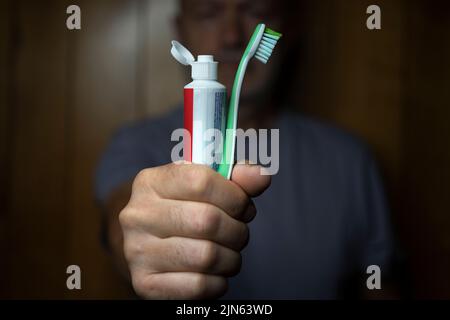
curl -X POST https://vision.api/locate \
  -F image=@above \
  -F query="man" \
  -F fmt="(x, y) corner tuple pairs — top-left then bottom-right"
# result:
(95, 0), (395, 299)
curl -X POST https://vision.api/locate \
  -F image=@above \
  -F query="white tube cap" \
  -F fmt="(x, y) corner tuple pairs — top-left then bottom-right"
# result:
(171, 41), (218, 81)
(192, 55), (218, 80)
(171, 41), (195, 65)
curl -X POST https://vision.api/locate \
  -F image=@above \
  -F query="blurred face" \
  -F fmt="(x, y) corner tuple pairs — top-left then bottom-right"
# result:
(177, 0), (282, 102)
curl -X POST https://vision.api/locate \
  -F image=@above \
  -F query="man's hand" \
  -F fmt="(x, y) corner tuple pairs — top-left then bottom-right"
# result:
(119, 163), (271, 299)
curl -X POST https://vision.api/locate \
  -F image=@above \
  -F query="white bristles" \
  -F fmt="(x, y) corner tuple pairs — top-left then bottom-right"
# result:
(262, 37), (277, 45)
(263, 33), (280, 41)
(255, 30), (281, 65)
(255, 55), (268, 64)
(261, 40), (275, 49)
(256, 51), (268, 60)
(258, 46), (272, 56)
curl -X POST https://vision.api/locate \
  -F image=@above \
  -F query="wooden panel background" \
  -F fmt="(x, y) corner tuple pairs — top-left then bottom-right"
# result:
(1, 0), (449, 298)
(401, 0), (450, 298)
(7, 0), (69, 298)
(65, 0), (139, 299)
(0, 0), (11, 296)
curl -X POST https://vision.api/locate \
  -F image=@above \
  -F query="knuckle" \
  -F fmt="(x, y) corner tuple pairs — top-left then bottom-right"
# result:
(132, 273), (159, 299)
(190, 274), (210, 299)
(236, 193), (250, 215)
(198, 241), (219, 271)
(130, 273), (147, 297)
(118, 207), (134, 229)
(119, 206), (146, 231)
(229, 252), (242, 276)
(134, 168), (148, 186)
(123, 238), (145, 261)
(133, 168), (153, 191)
(188, 166), (212, 196)
(194, 205), (221, 238)
(237, 223), (250, 250)
(228, 191), (249, 218)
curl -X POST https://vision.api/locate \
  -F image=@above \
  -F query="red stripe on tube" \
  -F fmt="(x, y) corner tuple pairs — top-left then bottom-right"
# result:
(184, 88), (193, 162)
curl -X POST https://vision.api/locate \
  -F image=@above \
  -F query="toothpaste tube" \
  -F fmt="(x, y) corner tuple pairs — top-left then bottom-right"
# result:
(171, 41), (226, 170)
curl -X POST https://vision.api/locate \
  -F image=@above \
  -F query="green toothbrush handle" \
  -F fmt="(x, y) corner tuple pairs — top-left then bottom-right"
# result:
(217, 23), (265, 179)
(218, 56), (250, 179)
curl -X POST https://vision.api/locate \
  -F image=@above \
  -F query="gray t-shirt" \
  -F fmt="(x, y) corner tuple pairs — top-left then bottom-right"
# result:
(95, 108), (395, 299)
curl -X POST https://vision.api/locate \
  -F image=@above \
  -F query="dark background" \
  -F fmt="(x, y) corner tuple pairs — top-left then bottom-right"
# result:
(1, 0), (450, 298)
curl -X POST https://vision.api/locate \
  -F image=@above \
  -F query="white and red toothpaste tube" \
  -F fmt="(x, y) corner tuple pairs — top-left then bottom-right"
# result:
(170, 42), (227, 170)
(184, 86), (226, 170)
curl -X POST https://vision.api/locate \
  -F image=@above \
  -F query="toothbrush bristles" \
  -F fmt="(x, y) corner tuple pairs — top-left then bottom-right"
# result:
(256, 28), (282, 64)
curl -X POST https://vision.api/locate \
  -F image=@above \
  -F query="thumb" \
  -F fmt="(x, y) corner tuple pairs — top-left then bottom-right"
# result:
(231, 163), (271, 197)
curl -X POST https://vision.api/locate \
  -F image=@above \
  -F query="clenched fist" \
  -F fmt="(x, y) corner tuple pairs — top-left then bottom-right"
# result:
(119, 162), (271, 299)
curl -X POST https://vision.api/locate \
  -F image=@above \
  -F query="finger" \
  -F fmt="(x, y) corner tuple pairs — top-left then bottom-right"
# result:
(144, 163), (250, 219)
(231, 163), (271, 197)
(145, 199), (249, 251)
(147, 237), (242, 276)
(133, 272), (227, 300)
(241, 199), (257, 223)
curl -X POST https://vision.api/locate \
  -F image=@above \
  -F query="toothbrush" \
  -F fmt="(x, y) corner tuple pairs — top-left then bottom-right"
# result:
(217, 23), (282, 179)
